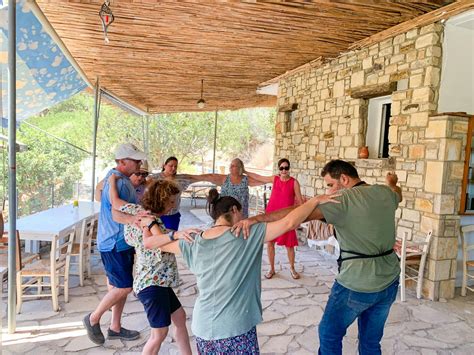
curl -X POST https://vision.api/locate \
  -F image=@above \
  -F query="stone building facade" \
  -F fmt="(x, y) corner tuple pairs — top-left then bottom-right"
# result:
(273, 22), (470, 300)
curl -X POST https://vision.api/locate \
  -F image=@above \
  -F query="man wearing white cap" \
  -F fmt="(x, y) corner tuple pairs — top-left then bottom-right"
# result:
(130, 160), (149, 203)
(84, 143), (146, 345)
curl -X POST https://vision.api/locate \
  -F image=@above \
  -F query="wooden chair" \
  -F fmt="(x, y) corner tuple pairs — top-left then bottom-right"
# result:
(16, 227), (75, 313)
(0, 230), (40, 286)
(70, 217), (95, 286)
(395, 230), (432, 302)
(460, 225), (474, 296)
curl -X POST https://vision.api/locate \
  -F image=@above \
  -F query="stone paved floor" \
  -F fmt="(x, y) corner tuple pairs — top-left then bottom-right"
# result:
(1, 199), (474, 354)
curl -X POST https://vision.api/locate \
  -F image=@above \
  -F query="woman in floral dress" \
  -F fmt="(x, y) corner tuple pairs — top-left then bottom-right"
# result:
(190, 158), (267, 218)
(108, 174), (199, 355)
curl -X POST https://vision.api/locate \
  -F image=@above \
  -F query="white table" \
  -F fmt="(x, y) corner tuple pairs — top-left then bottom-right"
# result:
(185, 183), (216, 207)
(7, 201), (100, 253)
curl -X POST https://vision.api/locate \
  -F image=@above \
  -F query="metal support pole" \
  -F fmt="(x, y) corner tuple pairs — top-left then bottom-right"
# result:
(7, 0), (17, 334)
(212, 110), (218, 173)
(91, 78), (100, 201)
(145, 115), (150, 158)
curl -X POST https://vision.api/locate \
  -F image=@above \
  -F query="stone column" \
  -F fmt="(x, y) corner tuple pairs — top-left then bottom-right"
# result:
(420, 114), (469, 300)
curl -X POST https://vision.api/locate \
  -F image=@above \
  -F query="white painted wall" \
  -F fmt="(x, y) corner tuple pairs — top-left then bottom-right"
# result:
(366, 95), (391, 159)
(256, 83), (278, 96)
(438, 10), (474, 115)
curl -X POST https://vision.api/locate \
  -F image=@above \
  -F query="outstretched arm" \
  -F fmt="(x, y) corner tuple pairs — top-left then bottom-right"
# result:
(263, 194), (340, 242)
(233, 194), (337, 238)
(245, 171), (274, 186)
(181, 173), (226, 186)
(159, 241), (182, 254)
(139, 216), (200, 250)
(386, 172), (402, 202)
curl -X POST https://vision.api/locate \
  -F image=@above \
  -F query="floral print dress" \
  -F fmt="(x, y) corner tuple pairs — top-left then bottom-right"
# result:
(120, 203), (179, 294)
(221, 175), (249, 218)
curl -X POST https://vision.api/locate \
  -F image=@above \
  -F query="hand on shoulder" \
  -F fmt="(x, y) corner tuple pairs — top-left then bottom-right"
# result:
(311, 193), (341, 206)
(231, 218), (257, 239)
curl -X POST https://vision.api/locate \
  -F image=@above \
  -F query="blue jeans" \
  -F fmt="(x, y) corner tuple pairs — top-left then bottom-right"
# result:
(318, 278), (399, 355)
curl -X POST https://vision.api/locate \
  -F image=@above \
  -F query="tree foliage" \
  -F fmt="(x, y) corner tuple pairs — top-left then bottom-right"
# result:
(0, 92), (275, 216)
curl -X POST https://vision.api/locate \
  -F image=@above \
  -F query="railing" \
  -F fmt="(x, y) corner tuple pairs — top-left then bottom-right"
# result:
(3, 181), (91, 221)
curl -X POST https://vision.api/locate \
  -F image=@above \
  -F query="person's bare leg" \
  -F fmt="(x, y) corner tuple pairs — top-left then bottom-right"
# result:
(109, 291), (128, 332)
(287, 247), (300, 279)
(89, 279), (131, 328)
(265, 242), (276, 278)
(170, 307), (192, 355)
(142, 327), (168, 355)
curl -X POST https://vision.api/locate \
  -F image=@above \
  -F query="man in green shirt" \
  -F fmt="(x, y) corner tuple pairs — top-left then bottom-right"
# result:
(235, 160), (402, 355)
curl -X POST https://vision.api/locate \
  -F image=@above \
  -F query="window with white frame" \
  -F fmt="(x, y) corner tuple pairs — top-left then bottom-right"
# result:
(366, 95), (392, 159)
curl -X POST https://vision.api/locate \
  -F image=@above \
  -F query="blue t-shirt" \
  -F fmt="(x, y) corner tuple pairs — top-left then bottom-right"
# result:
(97, 169), (137, 252)
(179, 223), (266, 340)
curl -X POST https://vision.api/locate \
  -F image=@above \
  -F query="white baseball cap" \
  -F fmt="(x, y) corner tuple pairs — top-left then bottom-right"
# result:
(114, 143), (147, 161)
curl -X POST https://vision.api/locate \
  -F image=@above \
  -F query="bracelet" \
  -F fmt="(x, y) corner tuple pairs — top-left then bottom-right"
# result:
(147, 220), (159, 231)
(168, 230), (175, 241)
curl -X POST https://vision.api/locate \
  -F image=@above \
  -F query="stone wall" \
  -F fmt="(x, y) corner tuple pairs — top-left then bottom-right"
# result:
(274, 22), (469, 300)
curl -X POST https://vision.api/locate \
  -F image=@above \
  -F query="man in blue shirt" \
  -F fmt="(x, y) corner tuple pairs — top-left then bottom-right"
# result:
(84, 143), (146, 345)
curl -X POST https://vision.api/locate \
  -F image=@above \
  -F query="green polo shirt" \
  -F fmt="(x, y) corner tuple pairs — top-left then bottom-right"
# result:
(179, 223), (266, 340)
(319, 184), (400, 293)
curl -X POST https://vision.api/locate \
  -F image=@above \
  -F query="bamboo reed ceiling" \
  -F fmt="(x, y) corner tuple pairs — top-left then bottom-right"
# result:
(37, 0), (451, 113)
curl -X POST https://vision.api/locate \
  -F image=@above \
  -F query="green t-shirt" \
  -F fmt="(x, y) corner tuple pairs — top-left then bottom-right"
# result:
(319, 184), (400, 293)
(179, 223), (266, 340)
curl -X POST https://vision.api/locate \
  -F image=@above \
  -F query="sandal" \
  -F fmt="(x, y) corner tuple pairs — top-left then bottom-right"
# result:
(290, 269), (300, 280)
(264, 270), (275, 279)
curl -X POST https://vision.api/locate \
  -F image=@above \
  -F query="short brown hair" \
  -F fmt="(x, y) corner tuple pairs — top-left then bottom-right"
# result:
(141, 180), (180, 214)
(321, 159), (359, 179)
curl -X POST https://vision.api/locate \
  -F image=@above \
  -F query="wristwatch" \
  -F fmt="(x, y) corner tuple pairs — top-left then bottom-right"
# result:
(147, 220), (159, 231)
(168, 230), (175, 241)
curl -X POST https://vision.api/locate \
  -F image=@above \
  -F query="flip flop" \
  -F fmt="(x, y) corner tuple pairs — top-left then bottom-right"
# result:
(290, 269), (300, 279)
(265, 270), (275, 279)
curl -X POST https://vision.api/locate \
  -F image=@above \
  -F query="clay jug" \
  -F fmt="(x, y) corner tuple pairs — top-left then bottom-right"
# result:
(358, 146), (369, 159)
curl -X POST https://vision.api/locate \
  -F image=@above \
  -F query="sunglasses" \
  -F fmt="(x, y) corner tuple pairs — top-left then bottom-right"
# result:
(134, 172), (149, 178)
(279, 166), (290, 171)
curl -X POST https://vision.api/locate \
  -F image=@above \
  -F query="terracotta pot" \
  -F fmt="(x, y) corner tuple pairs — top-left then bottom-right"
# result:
(358, 146), (369, 159)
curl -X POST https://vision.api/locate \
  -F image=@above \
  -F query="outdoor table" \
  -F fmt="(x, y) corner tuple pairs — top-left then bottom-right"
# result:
(6, 201), (100, 253)
(185, 183), (216, 207)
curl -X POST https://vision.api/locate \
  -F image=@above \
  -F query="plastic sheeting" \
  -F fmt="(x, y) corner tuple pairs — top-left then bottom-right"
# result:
(0, 0), (87, 124)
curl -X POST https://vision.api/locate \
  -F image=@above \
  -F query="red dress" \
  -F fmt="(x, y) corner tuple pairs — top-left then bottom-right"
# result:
(266, 176), (298, 247)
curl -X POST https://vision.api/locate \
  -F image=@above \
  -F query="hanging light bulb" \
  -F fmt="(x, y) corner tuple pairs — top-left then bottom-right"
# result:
(197, 79), (206, 109)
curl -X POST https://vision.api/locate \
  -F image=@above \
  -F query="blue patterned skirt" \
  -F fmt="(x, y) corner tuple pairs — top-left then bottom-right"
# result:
(196, 326), (259, 354)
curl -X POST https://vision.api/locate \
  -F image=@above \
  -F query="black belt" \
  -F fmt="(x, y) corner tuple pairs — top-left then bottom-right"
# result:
(337, 248), (396, 272)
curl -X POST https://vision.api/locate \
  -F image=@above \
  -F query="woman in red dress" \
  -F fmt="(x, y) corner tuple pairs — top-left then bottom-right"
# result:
(247, 158), (303, 279)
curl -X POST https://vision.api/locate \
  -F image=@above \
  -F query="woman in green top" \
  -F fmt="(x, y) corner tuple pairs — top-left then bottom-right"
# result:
(141, 188), (338, 353)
